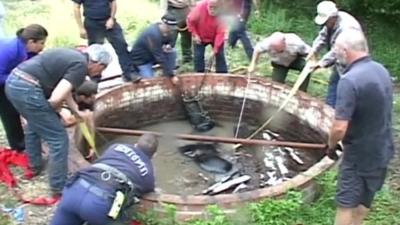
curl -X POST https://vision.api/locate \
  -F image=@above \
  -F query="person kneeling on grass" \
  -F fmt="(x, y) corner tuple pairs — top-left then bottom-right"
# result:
(50, 134), (158, 225)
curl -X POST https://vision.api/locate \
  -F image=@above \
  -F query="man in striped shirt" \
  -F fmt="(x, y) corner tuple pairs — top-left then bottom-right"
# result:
(307, 1), (363, 107)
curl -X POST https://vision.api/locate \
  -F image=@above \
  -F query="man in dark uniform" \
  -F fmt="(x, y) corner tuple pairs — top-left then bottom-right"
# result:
(5, 44), (111, 196)
(326, 29), (394, 225)
(72, 0), (135, 82)
(50, 134), (158, 225)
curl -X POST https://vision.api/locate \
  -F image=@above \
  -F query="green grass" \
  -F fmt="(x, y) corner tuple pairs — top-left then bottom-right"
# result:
(135, 171), (400, 225)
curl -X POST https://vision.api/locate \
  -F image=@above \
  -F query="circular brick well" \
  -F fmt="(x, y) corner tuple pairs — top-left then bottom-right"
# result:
(74, 73), (336, 220)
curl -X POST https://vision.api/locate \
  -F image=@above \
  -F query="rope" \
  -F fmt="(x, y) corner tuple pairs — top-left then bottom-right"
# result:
(234, 72), (252, 138)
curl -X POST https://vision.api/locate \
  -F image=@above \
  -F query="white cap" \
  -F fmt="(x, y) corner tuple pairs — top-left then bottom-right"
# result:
(86, 44), (112, 65)
(315, 1), (338, 25)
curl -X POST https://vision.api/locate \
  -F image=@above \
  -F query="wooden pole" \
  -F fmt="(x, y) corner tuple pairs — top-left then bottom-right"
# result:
(96, 127), (326, 149)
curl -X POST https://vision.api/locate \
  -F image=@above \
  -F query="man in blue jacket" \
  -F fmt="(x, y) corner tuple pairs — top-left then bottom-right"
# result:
(130, 14), (178, 84)
(50, 134), (158, 225)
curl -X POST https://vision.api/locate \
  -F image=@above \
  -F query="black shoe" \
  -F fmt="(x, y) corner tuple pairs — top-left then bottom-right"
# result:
(123, 73), (142, 83)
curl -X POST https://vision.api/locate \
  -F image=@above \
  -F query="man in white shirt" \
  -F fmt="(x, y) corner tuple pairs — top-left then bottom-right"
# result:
(248, 32), (311, 91)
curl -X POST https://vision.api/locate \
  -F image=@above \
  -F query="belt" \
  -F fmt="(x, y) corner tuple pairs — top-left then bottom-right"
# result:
(12, 69), (41, 87)
(92, 163), (135, 191)
(77, 178), (115, 200)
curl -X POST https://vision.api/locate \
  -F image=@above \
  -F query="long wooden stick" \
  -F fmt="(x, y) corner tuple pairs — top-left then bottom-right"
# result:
(96, 127), (325, 149)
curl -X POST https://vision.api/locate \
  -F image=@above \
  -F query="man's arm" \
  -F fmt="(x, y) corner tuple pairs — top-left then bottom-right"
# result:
(48, 79), (74, 110)
(105, 0), (116, 30)
(307, 26), (329, 60)
(328, 120), (348, 148)
(240, 0), (252, 22)
(187, 6), (200, 39)
(248, 48), (261, 73)
(213, 24), (227, 54)
(73, 2), (87, 39)
(328, 78), (356, 148)
(65, 92), (81, 117)
(147, 36), (173, 76)
(109, 0), (116, 18)
(293, 35), (311, 57)
(73, 2), (84, 31)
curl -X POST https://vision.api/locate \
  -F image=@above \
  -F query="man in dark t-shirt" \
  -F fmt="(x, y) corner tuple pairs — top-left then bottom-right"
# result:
(72, 0), (135, 82)
(326, 29), (394, 225)
(51, 134), (158, 225)
(5, 44), (112, 196)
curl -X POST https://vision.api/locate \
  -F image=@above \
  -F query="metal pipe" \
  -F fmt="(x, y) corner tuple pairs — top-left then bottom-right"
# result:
(96, 127), (326, 150)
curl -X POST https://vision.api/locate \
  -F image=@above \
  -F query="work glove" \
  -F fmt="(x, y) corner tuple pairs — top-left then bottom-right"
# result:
(324, 143), (343, 160)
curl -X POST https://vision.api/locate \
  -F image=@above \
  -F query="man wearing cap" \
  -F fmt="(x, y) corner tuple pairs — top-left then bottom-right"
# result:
(50, 134), (158, 225)
(248, 32), (312, 92)
(130, 14), (179, 84)
(5, 44), (112, 196)
(326, 29), (393, 225)
(160, 0), (194, 64)
(307, 1), (363, 107)
(187, 0), (228, 73)
(72, 0), (134, 82)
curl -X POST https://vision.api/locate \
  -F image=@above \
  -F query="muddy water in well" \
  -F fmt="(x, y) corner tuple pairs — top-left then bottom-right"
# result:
(100, 120), (237, 195)
(99, 119), (324, 196)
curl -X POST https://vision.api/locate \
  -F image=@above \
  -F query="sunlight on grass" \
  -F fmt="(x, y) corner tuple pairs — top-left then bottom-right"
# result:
(3, 0), (161, 48)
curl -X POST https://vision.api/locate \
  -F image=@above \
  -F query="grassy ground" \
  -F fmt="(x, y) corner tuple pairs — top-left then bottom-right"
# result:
(0, 0), (399, 224)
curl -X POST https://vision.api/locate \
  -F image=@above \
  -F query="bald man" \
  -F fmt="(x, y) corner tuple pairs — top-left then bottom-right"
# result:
(248, 32), (311, 91)
(327, 29), (394, 225)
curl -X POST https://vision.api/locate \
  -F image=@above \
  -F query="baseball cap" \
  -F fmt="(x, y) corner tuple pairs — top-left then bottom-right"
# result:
(86, 44), (112, 65)
(161, 14), (178, 27)
(315, 1), (338, 25)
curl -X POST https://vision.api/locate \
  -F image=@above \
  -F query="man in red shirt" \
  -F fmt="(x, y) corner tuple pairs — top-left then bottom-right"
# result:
(187, 0), (228, 73)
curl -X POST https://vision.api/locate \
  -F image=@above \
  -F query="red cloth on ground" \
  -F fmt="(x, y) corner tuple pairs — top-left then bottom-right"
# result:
(0, 147), (60, 206)
(187, 0), (227, 54)
(0, 148), (33, 187)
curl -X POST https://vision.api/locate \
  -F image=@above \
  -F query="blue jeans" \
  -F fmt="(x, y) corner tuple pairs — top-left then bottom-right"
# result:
(5, 75), (68, 193)
(326, 67), (340, 108)
(228, 21), (254, 60)
(51, 178), (119, 225)
(194, 43), (228, 73)
(137, 50), (177, 78)
(84, 18), (133, 80)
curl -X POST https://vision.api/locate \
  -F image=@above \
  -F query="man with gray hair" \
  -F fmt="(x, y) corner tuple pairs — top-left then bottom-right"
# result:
(51, 134), (158, 225)
(307, 1), (363, 107)
(5, 44), (112, 196)
(248, 32), (312, 91)
(326, 29), (394, 225)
